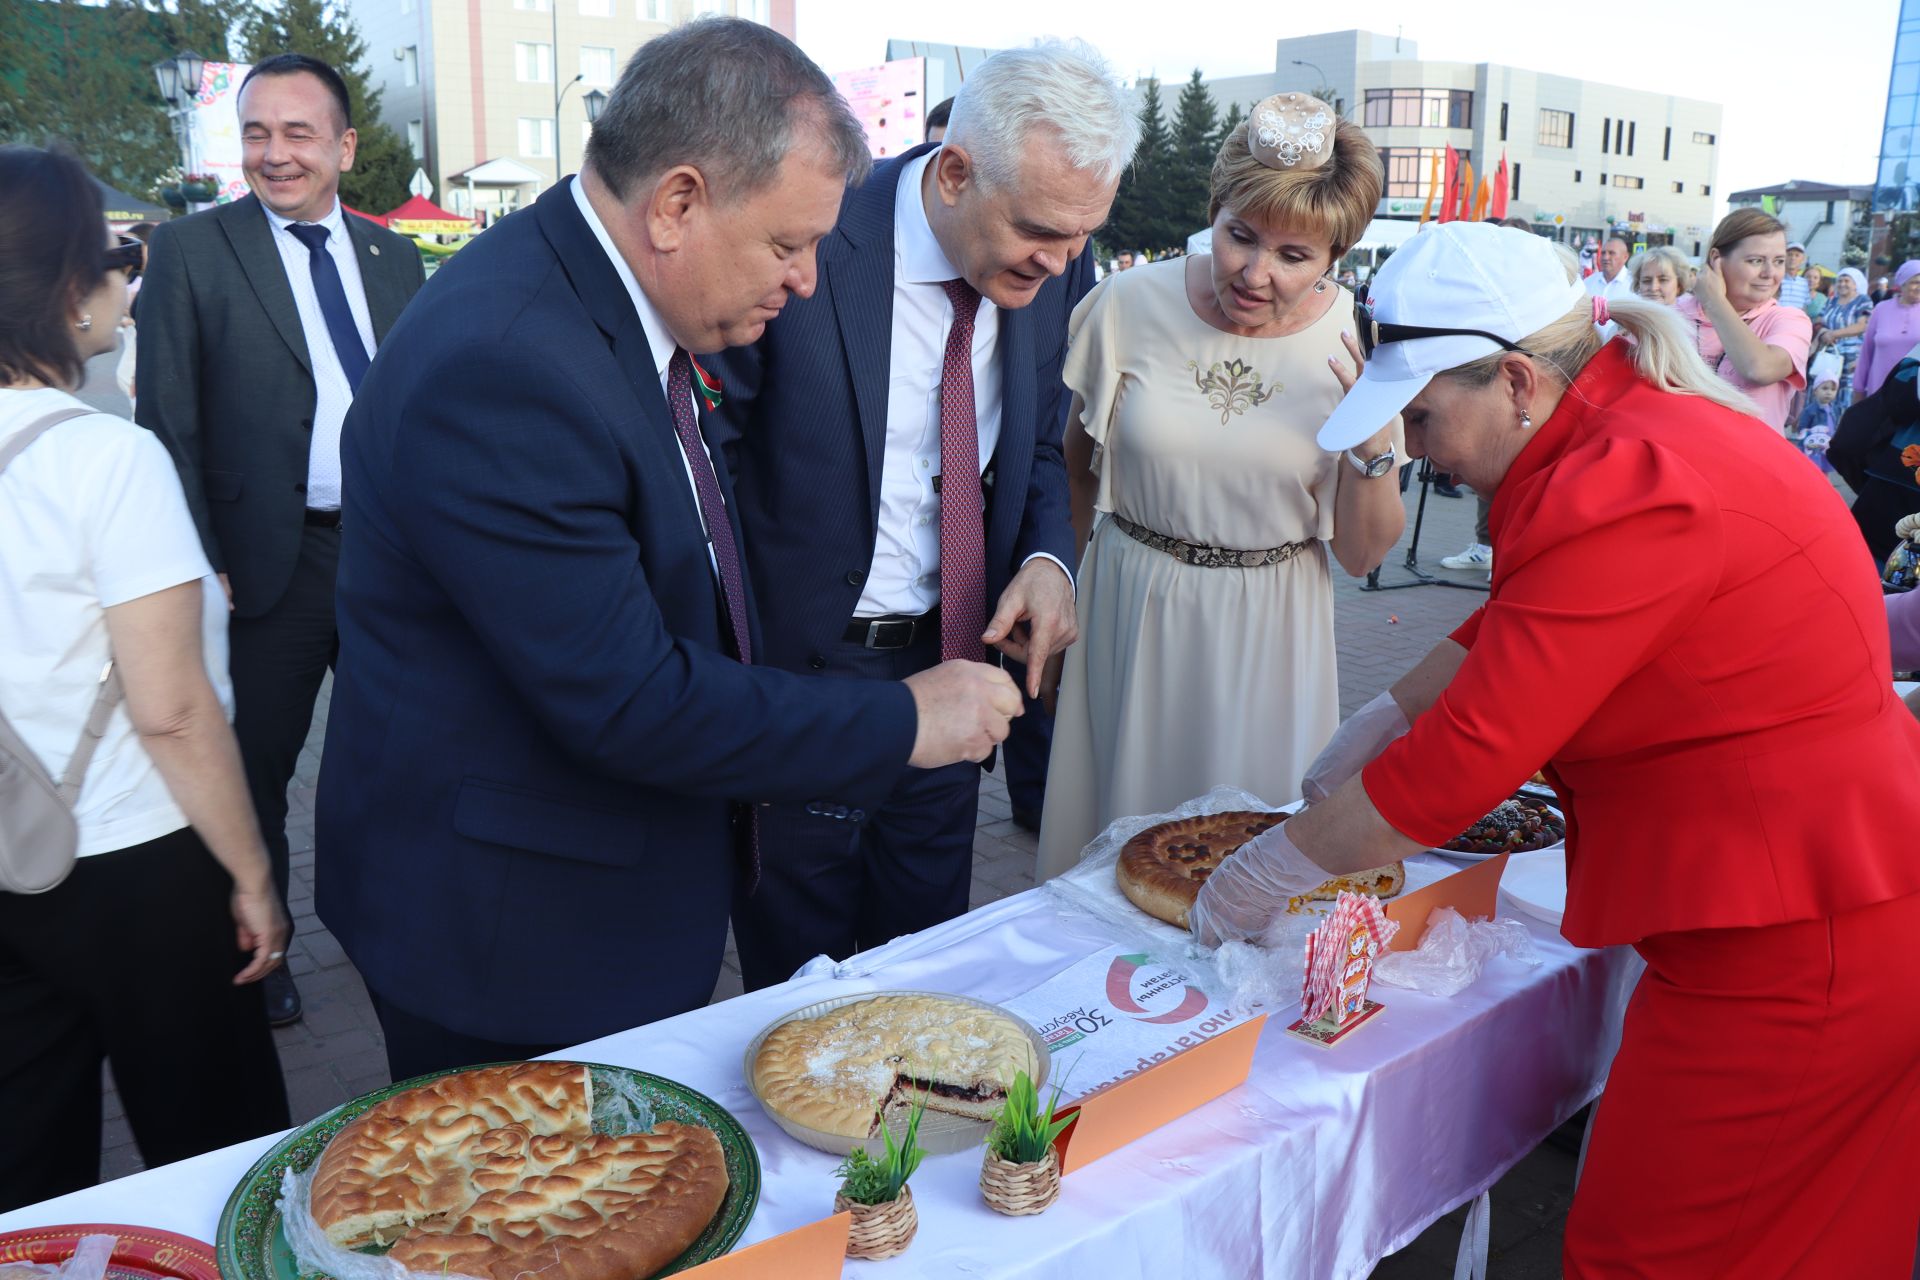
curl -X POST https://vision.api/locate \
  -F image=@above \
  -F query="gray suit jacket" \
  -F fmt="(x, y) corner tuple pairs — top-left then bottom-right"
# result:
(135, 194), (424, 617)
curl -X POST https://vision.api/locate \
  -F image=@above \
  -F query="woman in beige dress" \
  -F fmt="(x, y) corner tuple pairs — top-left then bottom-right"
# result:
(1036, 94), (1405, 879)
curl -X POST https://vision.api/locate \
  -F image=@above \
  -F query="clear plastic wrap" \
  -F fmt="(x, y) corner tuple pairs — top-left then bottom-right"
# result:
(1372, 906), (1541, 997)
(275, 1068), (660, 1280)
(0, 1234), (115, 1280)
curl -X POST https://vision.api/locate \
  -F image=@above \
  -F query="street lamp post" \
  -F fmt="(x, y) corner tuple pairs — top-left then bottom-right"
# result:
(554, 72), (584, 184)
(152, 49), (208, 178)
(1289, 59), (1337, 112)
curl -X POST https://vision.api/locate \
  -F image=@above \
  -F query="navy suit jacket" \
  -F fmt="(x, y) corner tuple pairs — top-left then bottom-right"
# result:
(315, 182), (916, 1045)
(710, 144), (1092, 676)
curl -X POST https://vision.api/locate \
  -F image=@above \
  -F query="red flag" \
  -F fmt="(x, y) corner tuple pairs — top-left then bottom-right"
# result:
(1438, 145), (1460, 223)
(1456, 158), (1475, 223)
(1490, 151), (1510, 220)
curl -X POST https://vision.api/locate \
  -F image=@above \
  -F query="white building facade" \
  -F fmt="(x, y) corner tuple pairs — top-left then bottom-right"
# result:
(1726, 181), (1870, 270)
(1178, 30), (1724, 255)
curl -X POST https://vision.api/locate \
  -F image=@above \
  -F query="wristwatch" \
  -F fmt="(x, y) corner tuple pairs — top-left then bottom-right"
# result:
(1346, 445), (1397, 479)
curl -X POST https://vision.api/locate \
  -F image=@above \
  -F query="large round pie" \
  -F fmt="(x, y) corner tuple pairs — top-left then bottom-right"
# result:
(1441, 794), (1565, 854)
(752, 994), (1037, 1140)
(308, 1062), (728, 1280)
(1117, 810), (1405, 930)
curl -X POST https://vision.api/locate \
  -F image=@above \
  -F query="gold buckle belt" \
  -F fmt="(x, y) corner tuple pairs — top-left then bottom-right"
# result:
(1110, 514), (1312, 568)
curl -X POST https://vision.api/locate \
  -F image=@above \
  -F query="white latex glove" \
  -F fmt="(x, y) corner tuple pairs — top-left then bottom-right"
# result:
(1300, 690), (1411, 804)
(1189, 819), (1333, 948)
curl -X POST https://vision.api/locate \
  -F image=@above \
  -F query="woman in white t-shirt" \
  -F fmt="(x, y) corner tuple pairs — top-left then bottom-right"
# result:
(0, 147), (291, 1213)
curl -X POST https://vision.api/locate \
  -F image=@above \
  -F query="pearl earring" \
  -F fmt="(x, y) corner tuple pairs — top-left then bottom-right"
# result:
(75, 313), (93, 332)
(1520, 411), (1533, 430)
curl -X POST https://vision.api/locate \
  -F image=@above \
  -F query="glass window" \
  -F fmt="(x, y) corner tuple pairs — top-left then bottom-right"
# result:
(1671, 181), (1683, 194)
(1377, 147), (1458, 199)
(1499, 101), (1508, 141)
(1537, 109), (1573, 148)
(1896, 62), (1920, 97)
(518, 117), (555, 158)
(1362, 89), (1472, 129)
(639, 0), (666, 17)
(407, 120), (424, 159)
(739, 0), (771, 19)
(1897, 29), (1920, 63)
(515, 42), (553, 83)
(580, 46), (615, 84)
(401, 46), (419, 87)
(1693, 131), (1716, 145)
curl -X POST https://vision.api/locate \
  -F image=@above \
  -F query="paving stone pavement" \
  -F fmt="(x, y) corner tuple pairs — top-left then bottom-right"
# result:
(95, 479), (1575, 1276)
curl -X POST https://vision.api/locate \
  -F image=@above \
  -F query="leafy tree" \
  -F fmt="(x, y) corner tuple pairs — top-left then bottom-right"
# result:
(0, 0), (244, 197)
(1164, 70), (1217, 236)
(239, 0), (412, 213)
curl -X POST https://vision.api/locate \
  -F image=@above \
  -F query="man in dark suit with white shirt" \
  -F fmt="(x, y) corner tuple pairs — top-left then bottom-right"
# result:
(712, 42), (1140, 990)
(314, 19), (1024, 1078)
(137, 54), (424, 1026)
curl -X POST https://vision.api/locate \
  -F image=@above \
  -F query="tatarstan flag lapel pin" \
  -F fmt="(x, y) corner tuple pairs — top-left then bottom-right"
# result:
(691, 358), (723, 411)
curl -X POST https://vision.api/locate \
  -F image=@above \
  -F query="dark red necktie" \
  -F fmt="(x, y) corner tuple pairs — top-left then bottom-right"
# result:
(937, 279), (987, 663)
(666, 349), (759, 889)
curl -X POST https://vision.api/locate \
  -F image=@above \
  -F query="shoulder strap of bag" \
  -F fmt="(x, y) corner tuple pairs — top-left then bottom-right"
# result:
(0, 406), (129, 805)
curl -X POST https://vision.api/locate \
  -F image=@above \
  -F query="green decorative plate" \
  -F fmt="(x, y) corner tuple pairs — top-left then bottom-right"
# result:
(215, 1061), (759, 1280)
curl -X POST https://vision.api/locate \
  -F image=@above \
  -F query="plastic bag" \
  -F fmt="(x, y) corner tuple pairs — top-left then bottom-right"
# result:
(276, 1067), (659, 1280)
(0, 1234), (115, 1280)
(1372, 906), (1541, 997)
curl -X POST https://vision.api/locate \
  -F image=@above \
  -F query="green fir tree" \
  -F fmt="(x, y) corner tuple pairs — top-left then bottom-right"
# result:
(1165, 69), (1219, 237)
(1109, 75), (1171, 255)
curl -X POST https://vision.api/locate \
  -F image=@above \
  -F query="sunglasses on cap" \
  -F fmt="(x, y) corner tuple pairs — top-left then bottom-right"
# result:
(103, 235), (143, 282)
(1353, 297), (1532, 362)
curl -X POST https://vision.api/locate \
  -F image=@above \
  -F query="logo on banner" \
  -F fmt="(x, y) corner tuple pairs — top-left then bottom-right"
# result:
(1104, 953), (1209, 1024)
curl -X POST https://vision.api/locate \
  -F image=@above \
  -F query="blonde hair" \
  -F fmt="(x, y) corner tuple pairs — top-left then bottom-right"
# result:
(1443, 265), (1758, 419)
(1631, 245), (1690, 292)
(1207, 116), (1381, 259)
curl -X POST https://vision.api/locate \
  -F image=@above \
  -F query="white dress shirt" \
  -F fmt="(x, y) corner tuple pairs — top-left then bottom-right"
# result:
(571, 176), (720, 576)
(261, 199), (376, 510)
(859, 155), (1071, 618)
(1583, 266), (1635, 304)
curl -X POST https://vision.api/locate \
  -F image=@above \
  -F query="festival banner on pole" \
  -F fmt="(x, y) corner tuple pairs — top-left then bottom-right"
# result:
(829, 58), (928, 160)
(189, 62), (253, 204)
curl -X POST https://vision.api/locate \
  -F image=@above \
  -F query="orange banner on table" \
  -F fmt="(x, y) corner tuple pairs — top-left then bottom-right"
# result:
(1051, 1014), (1265, 1175)
(675, 1213), (849, 1278)
(1383, 854), (1509, 951)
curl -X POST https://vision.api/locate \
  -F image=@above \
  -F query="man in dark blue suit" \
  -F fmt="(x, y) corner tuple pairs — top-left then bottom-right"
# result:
(712, 43), (1141, 990)
(315, 19), (1025, 1079)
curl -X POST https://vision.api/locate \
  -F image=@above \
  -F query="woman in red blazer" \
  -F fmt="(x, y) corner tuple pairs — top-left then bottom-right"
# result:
(1192, 224), (1920, 1276)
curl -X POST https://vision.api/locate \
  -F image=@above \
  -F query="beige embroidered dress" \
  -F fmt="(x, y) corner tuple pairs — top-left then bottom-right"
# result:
(1037, 258), (1373, 879)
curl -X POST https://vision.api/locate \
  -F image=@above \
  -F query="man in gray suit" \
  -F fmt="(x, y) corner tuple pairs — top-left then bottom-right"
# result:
(137, 53), (424, 1025)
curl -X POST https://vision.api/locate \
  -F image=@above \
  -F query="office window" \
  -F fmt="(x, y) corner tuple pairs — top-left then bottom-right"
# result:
(740, 0), (772, 19)
(1702, 184), (1712, 196)
(1693, 131), (1716, 145)
(1627, 121), (1635, 155)
(1511, 161), (1521, 198)
(401, 45), (419, 87)
(1574, 169), (1582, 181)
(639, 0), (666, 17)
(512, 0), (550, 10)
(1362, 88), (1473, 129)
(1612, 175), (1643, 189)
(515, 41), (553, 83)
(407, 119), (424, 159)
(1663, 126), (1671, 161)
(1538, 108), (1573, 148)
(1619, 120), (1629, 154)
(1601, 116), (1610, 154)
(580, 0), (611, 12)
(518, 117), (554, 157)
(1499, 101), (1508, 141)
(1671, 181), (1684, 194)
(1377, 147), (1460, 199)
(580, 45), (615, 84)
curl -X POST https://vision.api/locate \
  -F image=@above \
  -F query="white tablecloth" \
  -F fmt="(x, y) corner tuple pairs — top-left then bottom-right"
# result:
(0, 866), (1640, 1279)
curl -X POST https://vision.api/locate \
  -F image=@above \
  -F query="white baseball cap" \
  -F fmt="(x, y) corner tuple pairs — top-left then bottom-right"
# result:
(1318, 222), (1589, 452)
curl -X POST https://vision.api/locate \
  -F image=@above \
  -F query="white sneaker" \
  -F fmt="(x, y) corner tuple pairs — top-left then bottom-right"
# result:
(1439, 543), (1493, 572)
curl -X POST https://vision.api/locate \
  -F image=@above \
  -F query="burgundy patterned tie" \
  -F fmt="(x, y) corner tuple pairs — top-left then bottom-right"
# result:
(937, 279), (987, 663)
(667, 349), (759, 890)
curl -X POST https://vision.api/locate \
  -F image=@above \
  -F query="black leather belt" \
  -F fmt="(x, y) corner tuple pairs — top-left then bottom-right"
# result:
(304, 508), (342, 528)
(844, 610), (935, 650)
